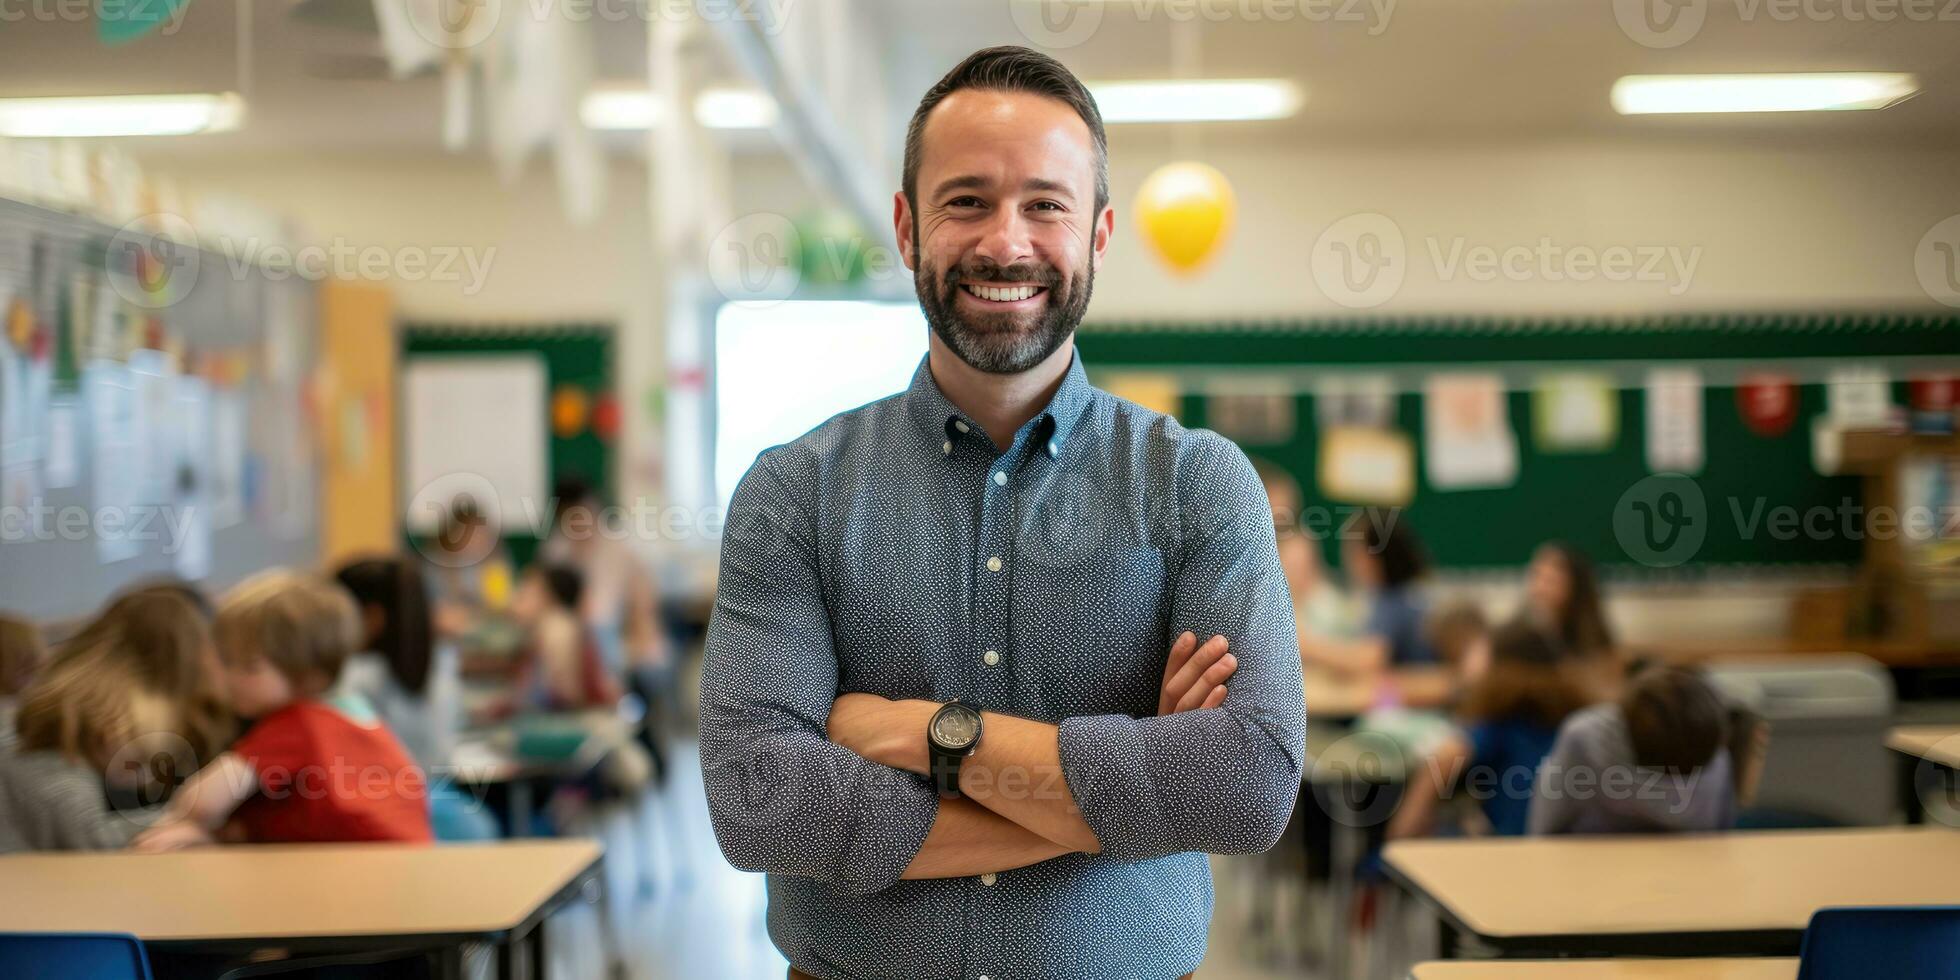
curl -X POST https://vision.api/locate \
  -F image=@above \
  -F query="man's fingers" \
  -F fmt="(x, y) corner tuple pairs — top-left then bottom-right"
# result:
(1162, 631), (1198, 680)
(1167, 635), (1229, 696)
(1176, 652), (1237, 713)
(1199, 686), (1228, 709)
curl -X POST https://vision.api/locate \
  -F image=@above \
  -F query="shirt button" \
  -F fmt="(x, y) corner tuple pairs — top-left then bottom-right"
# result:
(986, 556), (1002, 573)
(982, 649), (999, 666)
(1047, 440), (1059, 457)
(980, 872), (997, 886)
(993, 470), (1007, 486)
(942, 440), (952, 455)
(955, 420), (970, 433)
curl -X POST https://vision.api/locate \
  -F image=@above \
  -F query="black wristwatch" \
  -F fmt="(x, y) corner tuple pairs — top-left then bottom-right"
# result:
(926, 700), (984, 798)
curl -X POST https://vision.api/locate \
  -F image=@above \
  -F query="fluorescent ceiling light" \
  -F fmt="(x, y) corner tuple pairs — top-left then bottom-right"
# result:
(0, 93), (245, 137)
(1089, 79), (1304, 123)
(1611, 73), (1918, 114)
(581, 87), (778, 131)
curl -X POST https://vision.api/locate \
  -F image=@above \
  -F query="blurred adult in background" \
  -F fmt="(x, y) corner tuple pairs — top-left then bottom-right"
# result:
(1253, 459), (1357, 641)
(1302, 509), (1438, 675)
(1520, 541), (1616, 660)
(541, 475), (671, 783)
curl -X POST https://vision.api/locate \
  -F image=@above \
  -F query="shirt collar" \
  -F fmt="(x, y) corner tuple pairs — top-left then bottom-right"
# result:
(904, 349), (1096, 458)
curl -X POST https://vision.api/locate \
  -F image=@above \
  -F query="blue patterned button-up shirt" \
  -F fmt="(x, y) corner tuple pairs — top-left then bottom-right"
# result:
(701, 351), (1307, 980)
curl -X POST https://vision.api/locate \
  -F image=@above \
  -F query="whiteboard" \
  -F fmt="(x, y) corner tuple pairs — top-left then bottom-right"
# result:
(402, 355), (547, 534)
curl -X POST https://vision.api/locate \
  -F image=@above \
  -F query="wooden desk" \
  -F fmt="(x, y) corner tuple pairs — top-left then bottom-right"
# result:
(1384, 827), (1960, 957)
(1304, 665), (1454, 721)
(0, 840), (602, 975)
(1888, 724), (1960, 770)
(1413, 960), (1799, 980)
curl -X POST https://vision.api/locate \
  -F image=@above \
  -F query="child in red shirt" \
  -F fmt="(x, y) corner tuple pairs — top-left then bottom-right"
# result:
(135, 570), (432, 849)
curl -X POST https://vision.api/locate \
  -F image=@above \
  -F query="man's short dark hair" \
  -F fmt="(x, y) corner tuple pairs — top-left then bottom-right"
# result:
(1623, 664), (1729, 774)
(903, 45), (1109, 218)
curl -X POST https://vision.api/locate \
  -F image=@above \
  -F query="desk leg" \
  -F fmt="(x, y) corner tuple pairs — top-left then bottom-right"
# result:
(433, 946), (465, 980)
(510, 779), (536, 839)
(529, 918), (549, 980)
(497, 937), (518, 980)
(1437, 914), (1461, 960)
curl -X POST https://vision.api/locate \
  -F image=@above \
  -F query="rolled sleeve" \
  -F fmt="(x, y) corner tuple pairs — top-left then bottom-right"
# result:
(699, 449), (939, 895)
(1057, 434), (1308, 862)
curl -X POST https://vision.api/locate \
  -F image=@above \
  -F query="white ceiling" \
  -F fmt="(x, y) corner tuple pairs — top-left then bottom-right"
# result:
(0, 0), (1954, 163)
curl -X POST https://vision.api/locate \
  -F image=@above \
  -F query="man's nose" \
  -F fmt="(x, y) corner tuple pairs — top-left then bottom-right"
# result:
(971, 208), (1034, 270)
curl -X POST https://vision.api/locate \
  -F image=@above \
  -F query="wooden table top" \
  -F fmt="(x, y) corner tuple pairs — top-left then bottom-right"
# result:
(1413, 960), (1799, 980)
(1384, 827), (1960, 943)
(1887, 724), (1960, 769)
(0, 840), (602, 944)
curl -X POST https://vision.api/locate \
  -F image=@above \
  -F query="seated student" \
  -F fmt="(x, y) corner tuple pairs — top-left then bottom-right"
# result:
(62, 587), (234, 800)
(498, 564), (620, 716)
(1302, 510), (1438, 676)
(1519, 541), (1616, 661)
(0, 641), (178, 851)
(133, 571), (432, 849)
(0, 614), (46, 755)
(1252, 459), (1358, 640)
(1426, 601), (1491, 693)
(1530, 663), (1740, 835)
(1387, 622), (1595, 839)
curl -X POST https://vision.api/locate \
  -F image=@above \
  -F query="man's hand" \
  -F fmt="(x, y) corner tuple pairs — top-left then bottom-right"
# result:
(1159, 631), (1236, 716)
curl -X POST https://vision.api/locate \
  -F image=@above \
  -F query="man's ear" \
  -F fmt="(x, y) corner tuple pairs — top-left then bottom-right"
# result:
(1090, 204), (1115, 273)
(893, 191), (917, 272)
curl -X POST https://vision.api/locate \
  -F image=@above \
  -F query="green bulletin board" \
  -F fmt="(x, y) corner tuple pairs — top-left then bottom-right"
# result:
(400, 323), (612, 567)
(1072, 313), (1960, 575)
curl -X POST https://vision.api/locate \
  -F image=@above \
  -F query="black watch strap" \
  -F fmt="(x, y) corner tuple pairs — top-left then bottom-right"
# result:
(930, 741), (964, 798)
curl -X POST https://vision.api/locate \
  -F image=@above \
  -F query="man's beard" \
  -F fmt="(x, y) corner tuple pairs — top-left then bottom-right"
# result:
(915, 249), (1092, 375)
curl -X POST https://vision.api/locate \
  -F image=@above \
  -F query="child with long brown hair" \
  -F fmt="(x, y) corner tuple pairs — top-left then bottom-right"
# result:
(0, 614), (47, 754)
(1387, 621), (1597, 839)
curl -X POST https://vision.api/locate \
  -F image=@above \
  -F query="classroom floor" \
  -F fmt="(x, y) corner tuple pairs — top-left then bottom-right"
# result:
(538, 739), (1310, 980)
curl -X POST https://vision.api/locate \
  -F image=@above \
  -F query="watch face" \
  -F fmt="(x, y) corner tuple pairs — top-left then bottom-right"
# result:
(931, 705), (981, 750)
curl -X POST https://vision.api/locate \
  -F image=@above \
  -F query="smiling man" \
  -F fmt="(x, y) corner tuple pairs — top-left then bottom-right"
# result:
(700, 46), (1307, 980)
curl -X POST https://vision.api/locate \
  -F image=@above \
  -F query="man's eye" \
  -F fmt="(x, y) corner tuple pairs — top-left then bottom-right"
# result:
(947, 196), (984, 209)
(1030, 201), (1065, 212)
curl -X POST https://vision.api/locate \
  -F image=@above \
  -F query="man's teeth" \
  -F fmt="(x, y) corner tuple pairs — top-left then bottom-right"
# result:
(968, 284), (1040, 302)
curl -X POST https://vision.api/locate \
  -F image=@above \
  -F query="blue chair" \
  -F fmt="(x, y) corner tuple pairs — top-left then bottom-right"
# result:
(0, 932), (152, 980)
(1798, 906), (1960, 980)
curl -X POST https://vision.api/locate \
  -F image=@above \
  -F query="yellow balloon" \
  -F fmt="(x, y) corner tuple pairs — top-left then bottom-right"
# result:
(1134, 161), (1236, 274)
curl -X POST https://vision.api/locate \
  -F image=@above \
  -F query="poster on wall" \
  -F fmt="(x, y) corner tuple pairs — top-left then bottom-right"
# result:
(126, 348), (175, 505)
(1101, 373), (1182, 418)
(1737, 372), (1798, 437)
(210, 389), (247, 529)
(1423, 372), (1517, 490)
(1315, 373), (1396, 429)
(1824, 365), (1892, 427)
(43, 393), (79, 489)
(172, 376), (212, 579)
(1533, 372), (1619, 452)
(1644, 368), (1704, 474)
(1206, 380), (1297, 445)
(1319, 424), (1414, 505)
(84, 359), (140, 563)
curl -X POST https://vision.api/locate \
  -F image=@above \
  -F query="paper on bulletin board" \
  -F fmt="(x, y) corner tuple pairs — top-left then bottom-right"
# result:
(126, 348), (175, 506)
(1205, 378), (1296, 445)
(1102, 373), (1182, 417)
(43, 393), (79, 488)
(84, 359), (140, 563)
(1825, 365), (1892, 427)
(403, 355), (548, 533)
(0, 344), (50, 509)
(172, 376), (212, 579)
(1319, 425), (1414, 505)
(1316, 373), (1396, 429)
(1423, 372), (1516, 490)
(1534, 372), (1618, 452)
(210, 390), (246, 529)
(1644, 368), (1704, 474)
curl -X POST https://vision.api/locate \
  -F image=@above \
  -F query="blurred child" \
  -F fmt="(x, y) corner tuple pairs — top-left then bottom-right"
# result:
(1387, 622), (1595, 839)
(64, 587), (234, 790)
(0, 614), (46, 755)
(1252, 459), (1357, 640)
(1521, 541), (1616, 660)
(133, 571), (432, 849)
(501, 564), (619, 715)
(1530, 664), (1739, 835)
(0, 642), (178, 850)
(1425, 602), (1491, 690)
(1303, 509), (1438, 676)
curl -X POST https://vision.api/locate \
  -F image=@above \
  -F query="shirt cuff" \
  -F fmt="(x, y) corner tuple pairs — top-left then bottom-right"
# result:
(1057, 712), (1168, 862)
(837, 765), (941, 895)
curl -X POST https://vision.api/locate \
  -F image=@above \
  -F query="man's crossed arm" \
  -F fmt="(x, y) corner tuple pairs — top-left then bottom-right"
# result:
(827, 632), (1239, 879)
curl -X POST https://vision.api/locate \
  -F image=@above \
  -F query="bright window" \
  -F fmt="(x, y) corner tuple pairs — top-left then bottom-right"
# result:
(714, 300), (928, 507)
